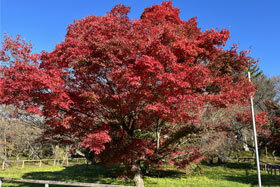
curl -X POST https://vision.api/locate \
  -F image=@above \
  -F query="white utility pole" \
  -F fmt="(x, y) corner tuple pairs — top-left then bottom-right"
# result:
(248, 71), (262, 187)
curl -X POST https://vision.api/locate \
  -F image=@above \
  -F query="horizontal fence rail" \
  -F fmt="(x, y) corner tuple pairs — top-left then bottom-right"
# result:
(1, 158), (87, 169)
(236, 157), (254, 164)
(0, 177), (134, 187)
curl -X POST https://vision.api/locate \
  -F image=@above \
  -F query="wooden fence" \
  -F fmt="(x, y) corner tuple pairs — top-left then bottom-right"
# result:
(236, 157), (254, 164)
(235, 157), (280, 177)
(260, 161), (280, 177)
(2, 158), (86, 170)
(0, 177), (133, 187)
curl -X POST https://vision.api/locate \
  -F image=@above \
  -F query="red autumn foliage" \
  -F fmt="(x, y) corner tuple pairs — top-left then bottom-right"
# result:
(275, 117), (280, 127)
(236, 110), (269, 140)
(270, 117), (280, 150)
(264, 101), (280, 151)
(0, 1), (257, 171)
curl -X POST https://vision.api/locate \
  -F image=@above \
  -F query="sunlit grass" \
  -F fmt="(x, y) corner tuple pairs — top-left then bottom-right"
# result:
(0, 162), (279, 186)
(144, 162), (280, 187)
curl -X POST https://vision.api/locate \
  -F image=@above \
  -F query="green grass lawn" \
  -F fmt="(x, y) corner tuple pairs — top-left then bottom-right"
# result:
(0, 162), (279, 186)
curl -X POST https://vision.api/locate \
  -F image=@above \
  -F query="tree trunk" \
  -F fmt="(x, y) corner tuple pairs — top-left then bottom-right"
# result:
(265, 146), (268, 161)
(272, 150), (277, 161)
(155, 120), (163, 153)
(258, 147), (262, 160)
(243, 135), (249, 151)
(132, 161), (144, 187)
(156, 131), (160, 151)
(208, 156), (214, 165)
(218, 157), (222, 164)
(3, 123), (7, 164)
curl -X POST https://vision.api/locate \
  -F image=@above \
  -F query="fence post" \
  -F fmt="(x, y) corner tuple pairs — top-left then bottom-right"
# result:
(2, 161), (4, 170)
(45, 183), (49, 187)
(0, 178), (2, 187)
(39, 160), (42, 167)
(22, 161), (25, 169)
(267, 165), (269, 173)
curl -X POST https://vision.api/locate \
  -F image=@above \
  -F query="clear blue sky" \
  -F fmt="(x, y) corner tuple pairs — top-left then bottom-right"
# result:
(1, 0), (279, 76)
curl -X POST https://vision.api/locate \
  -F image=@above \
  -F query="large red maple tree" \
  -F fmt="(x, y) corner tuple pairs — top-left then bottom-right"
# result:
(0, 2), (257, 186)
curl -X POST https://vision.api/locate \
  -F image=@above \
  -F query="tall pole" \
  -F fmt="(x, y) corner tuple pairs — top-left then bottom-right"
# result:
(248, 72), (262, 187)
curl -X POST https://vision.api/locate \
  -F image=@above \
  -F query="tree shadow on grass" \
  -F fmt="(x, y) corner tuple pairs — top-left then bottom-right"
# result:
(3, 164), (185, 186)
(222, 163), (280, 186)
(201, 161), (255, 170)
(5, 162), (280, 187)
(203, 162), (280, 187)
(223, 162), (254, 170)
(145, 168), (185, 179)
(4, 164), (133, 187)
(224, 174), (280, 187)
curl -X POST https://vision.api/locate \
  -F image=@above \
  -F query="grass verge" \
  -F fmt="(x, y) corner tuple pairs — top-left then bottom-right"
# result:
(0, 162), (279, 186)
